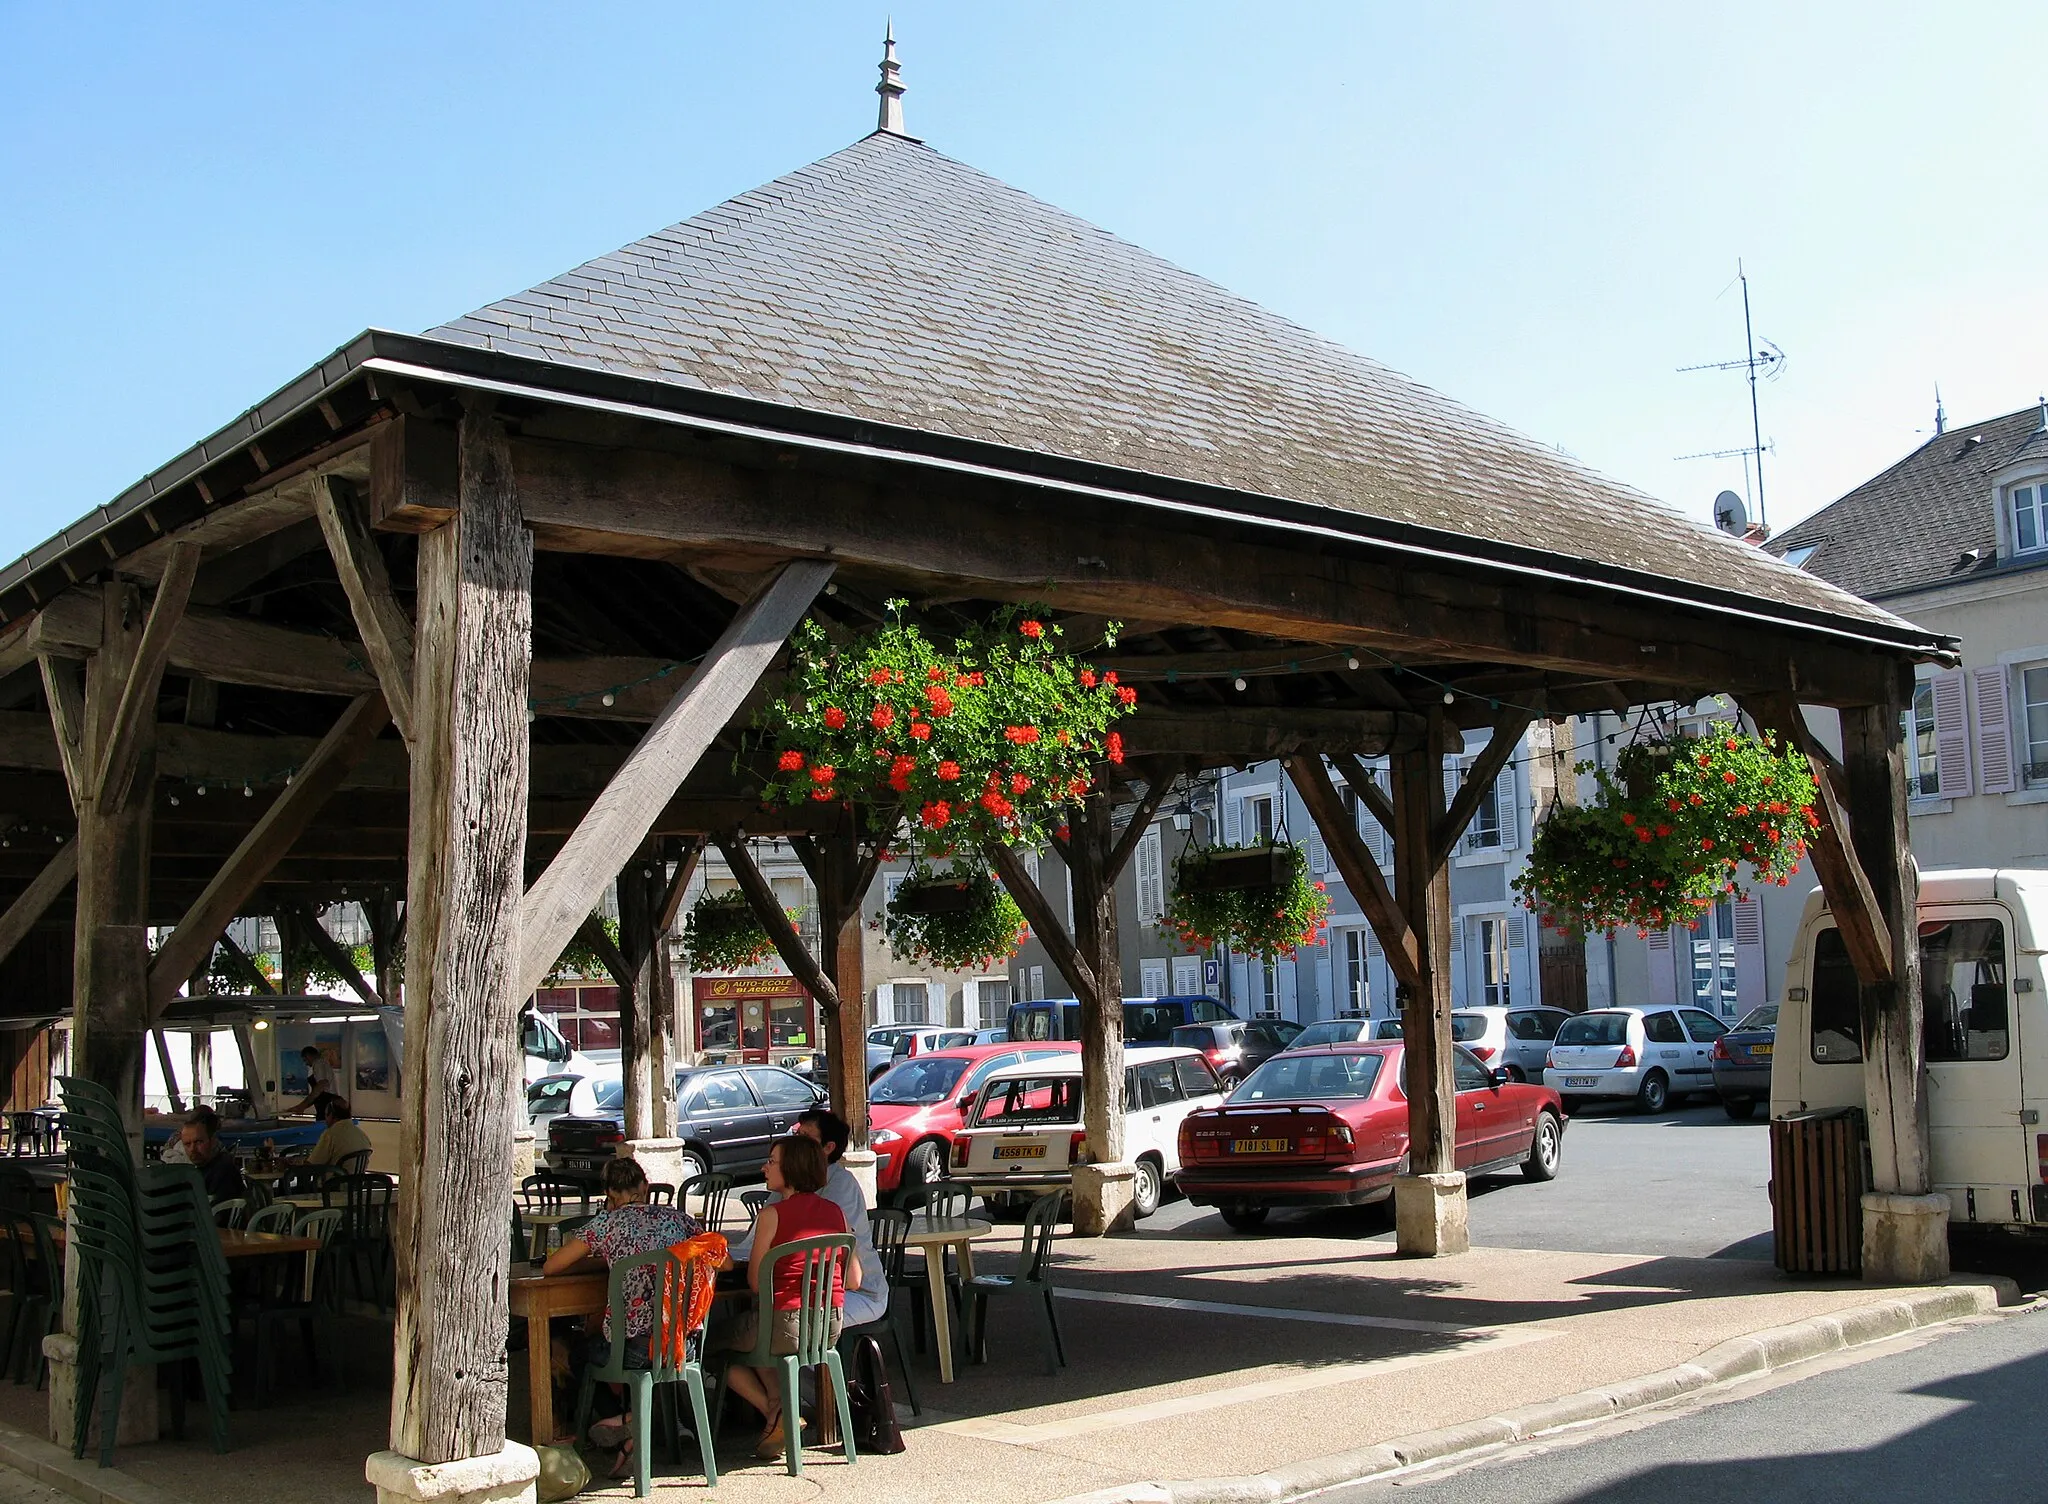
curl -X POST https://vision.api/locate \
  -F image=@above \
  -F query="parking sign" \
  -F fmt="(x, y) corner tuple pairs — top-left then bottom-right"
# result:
(1202, 959), (1219, 987)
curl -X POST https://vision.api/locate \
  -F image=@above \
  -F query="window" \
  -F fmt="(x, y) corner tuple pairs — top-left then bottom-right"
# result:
(1134, 827), (1165, 921)
(1171, 955), (1203, 996)
(1243, 794), (1276, 844)
(683, 1071), (755, 1114)
(1921, 917), (2009, 1062)
(890, 981), (929, 1025)
(2024, 666), (2048, 787)
(978, 1076), (1081, 1125)
(1190, 998), (1234, 1022)
(972, 977), (1012, 1030)
(1452, 1048), (1496, 1092)
(1782, 544), (1819, 569)
(1555, 1013), (1627, 1047)
(1248, 956), (1279, 1014)
(1139, 958), (1168, 998)
(746, 1067), (819, 1108)
(1905, 681), (1941, 796)
(1508, 1010), (1564, 1041)
(1028, 966), (1045, 1001)
(1174, 1054), (1223, 1096)
(1680, 1010), (1728, 1043)
(1643, 1012), (1686, 1044)
(1690, 899), (1739, 1017)
(1240, 1052), (1382, 1101)
(1471, 916), (1510, 1006)
(1809, 928), (1862, 1063)
(2011, 482), (2046, 556)
(1133, 1060), (1183, 1108)
(1340, 929), (1371, 1015)
(1462, 764), (1503, 852)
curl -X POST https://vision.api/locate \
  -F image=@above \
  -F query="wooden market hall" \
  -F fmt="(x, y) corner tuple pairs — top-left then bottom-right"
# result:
(0, 54), (1957, 1497)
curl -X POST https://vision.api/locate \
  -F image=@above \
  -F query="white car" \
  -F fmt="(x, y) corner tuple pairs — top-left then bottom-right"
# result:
(1543, 1005), (1728, 1113)
(1452, 1006), (1574, 1082)
(949, 1046), (1225, 1218)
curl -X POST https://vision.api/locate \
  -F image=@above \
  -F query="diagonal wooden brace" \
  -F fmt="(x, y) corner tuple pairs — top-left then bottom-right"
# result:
(1287, 752), (1423, 992)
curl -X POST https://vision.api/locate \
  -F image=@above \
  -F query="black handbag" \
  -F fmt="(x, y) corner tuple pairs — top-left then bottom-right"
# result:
(845, 1335), (907, 1454)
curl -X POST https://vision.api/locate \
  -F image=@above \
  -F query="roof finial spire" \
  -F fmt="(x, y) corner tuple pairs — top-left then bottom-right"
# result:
(1933, 382), (1946, 436)
(876, 20), (907, 136)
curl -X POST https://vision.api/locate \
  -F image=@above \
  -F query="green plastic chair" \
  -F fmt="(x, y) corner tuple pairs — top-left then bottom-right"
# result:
(838, 1208), (919, 1416)
(247, 1207), (344, 1400)
(712, 1233), (858, 1478)
(244, 1203), (299, 1236)
(961, 1190), (1068, 1373)
(679, 1173), (733, 1231)
(571, 1248), (719, 1496)
(212, 1199), (248, 1229)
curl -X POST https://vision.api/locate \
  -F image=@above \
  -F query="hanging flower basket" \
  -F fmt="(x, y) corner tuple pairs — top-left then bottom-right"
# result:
(884, 864), (1028, 972)
(1513, 724), (1820, 938)
(1163, 839), (1330, 960)
(682, 889), (779, 973)
(756, 602), (1137, 857)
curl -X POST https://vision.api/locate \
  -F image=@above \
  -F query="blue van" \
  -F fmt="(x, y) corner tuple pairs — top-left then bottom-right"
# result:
(1006, 995), (1237, 1044)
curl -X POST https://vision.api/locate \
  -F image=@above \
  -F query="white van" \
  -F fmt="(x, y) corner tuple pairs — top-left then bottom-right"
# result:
(950, 1046), (1226, 1218)
(1771, 868), (2047, 1233)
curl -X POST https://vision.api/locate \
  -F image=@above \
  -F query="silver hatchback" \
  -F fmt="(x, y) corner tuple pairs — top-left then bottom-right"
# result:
(1543, 1006), (1727, 1113)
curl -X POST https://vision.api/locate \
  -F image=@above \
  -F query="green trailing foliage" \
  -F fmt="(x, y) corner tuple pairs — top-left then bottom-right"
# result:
(1162, 839), (1330, 960)
(884, 863), (1029, 972)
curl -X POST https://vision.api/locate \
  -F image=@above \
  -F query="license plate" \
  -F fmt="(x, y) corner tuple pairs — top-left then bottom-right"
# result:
(1231, 1139), (1290, 1154)
(994, 1143), (1046, 1161)
(1751, 1043), (1773, 1057)
(1564, 1076), (1599, 1088)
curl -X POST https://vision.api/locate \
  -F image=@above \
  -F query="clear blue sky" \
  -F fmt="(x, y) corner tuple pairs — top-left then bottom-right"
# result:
(4, 2), (2043, 565)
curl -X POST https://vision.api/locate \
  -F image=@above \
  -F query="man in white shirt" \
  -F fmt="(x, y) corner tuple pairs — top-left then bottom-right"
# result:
(791, 1110), (890, 1328)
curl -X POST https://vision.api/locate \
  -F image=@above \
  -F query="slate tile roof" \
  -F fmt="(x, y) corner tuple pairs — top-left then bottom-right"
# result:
(1768, 405), (2048, 600)
(434, 130), (1901, 629)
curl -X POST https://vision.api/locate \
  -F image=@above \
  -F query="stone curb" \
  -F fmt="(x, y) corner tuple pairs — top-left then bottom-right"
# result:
(0, 1422), (184, 1504)
(1050, 1278), (2018, 1504)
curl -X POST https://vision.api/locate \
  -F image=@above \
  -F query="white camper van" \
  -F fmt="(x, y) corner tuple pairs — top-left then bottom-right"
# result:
(1771, 868), (2047, 1233)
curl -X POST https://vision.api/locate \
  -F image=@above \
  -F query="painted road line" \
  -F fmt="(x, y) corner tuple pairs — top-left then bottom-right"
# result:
(1050, 1286), (1515, 1336)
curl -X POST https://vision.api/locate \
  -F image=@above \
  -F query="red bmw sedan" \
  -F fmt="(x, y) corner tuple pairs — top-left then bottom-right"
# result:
(1174, 1042), (1566, 1231)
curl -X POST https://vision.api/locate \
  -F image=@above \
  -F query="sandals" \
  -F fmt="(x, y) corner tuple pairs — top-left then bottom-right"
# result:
(754, 1414), (806, 1460)
(587, 1416), (631, 1449)
(606, 1439), (637, 1480)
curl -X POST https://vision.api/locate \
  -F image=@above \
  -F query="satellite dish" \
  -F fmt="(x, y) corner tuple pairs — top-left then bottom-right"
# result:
(1713, 490), (1748, 536)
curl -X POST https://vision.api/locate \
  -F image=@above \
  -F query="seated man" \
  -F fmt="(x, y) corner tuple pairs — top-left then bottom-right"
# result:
(792, 1109), (890, 1330)
(303, 1097), (373, 1168)
(178, 1107), (246, 1205)
(542, 1156), (700, 1475)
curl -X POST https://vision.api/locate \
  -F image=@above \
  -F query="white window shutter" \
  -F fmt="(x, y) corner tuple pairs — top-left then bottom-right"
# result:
(1645, 928), (1676, 1006)
(1135, 828), (1164, 921)
(1307, 823), (1328, 875)
(1496, 769), (1517, 849)
(1507, 912), (1527, 950)
(1732, 895), (1766, 1008)
(1444, 760), (1462, 817)
(1223, 794), (1243, 846)
(1971, 665), (2018, 795)
(1365, 926), (1382, 957)
(1931, 669), (1973, 798)
(1449, 916), (1463, 953)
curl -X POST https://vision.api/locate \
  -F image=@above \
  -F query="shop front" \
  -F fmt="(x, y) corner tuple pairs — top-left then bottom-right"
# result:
(692, 974), (817, 1064)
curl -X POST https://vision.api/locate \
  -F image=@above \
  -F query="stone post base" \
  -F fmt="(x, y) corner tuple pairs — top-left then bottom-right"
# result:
(44, 1333), (157, 1448)
(510, 1127), (536, 1182)
(367, 1442), (539, 1504)
(621, 1137), (688, 1191)
(1071, 1162), (1137, 1236)
(1394, 1171), (1470, 1257)
(1862, 1191), (1951, 1284)
(840, 1146), (879, 1207)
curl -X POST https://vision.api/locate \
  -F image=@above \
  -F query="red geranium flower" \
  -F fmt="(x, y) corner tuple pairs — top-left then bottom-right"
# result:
(1068, 777), (1089, 798)
(1700, 839), (1715, 851)
(927, 665), (946, 682)
(810, 789), (835, 802)
(1105, 731), (1124, 764)
(1004, 725), (1041, 745)
(777, 749), (805, 772)
(925, 686), (954, 718)
(822, 706), (847, 730)
(1010, 773), (1032, 794)
(1020, 620), (1045, 639)
(1103, 671), (1119, 685)
(1079, 669), (1098, 688)
(980, 790), (1014, 818)
(809, 764), (836, 783)
(888, 755), (917, 794)
(1655, 823), (1672, 836)
(1055, 824), (1070, 841)
(909, 721), (932, 741)
(871, 703), (895, 730)
(868, 669), (892, 686)
(937, 760), (961, 781)
(920, 800), (952, 829)
(1116, 685), (1138, 706)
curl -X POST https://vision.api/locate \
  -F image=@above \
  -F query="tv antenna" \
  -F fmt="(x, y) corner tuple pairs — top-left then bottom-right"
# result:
(1676, 261), (1783, 531)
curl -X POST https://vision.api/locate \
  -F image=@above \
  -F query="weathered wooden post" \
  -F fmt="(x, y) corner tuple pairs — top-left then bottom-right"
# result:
(1390, 707), (1463, 1255)
(1066, 792), (1131, 1231)
(1843, 678), (1945, 1281)
(371, 403), (539, 1504)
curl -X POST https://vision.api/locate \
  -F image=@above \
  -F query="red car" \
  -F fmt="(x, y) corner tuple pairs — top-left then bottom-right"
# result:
(867, 1043), (1080, 1197)
(1174, 1042), (1566, 1231)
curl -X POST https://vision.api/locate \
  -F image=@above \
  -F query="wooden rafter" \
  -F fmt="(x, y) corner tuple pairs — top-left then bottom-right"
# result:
(1287, 753), (1422, 991)
(515, 559), (833, 1000)
(988, 840), (1098, 1002)
(574, 911), (634, 991)
(278, 898), (382, 1009)
(0, 842), (78, 972)
(36, 657), (86, 809)
(316, 475), (417, 743)
(93, 541), (201, 816)
(1332, 751), (1398, 836)
(146, 692), (393, 1017)
(655, 838), (705, 935)
(1107, 779), (1177, 882)
(715, 834), (840, 1013)
(1431, 704), (1538, 869)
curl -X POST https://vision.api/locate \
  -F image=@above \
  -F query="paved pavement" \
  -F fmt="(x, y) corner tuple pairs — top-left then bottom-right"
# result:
(1324, 1305), (2048, 1502)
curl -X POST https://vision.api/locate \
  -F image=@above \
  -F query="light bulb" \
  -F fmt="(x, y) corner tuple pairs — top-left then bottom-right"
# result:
(1442, 691), (1456, 705)
(601, 692), (616, 707)
(196, 784), (207, 796)
(1346, 656), (1360, 670)
(243, 783), (253, 798)
(168, 797), (180, 807)
(1233, 677), (1247, 692)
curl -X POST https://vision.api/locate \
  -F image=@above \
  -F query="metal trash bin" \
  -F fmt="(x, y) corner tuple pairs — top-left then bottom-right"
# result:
(1770, 1107), (1867, 1275)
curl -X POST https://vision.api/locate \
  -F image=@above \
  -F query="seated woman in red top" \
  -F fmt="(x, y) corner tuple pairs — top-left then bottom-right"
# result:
(721, 1133), (863, 1460)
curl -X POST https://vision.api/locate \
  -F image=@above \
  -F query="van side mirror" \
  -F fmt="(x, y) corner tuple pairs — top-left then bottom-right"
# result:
(956, 1090), (979, 1118)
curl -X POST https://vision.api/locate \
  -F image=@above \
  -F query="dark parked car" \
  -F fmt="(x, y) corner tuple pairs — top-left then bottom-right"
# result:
(1712, 1004), (1778, 1119)
(1008, 995), (1237, 1043)
(545, 1063), (825, 1185)
(1169, 1019), (1303, 1086)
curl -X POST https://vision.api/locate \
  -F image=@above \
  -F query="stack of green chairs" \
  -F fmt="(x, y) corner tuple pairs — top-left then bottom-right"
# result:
(56, 1077), (233, 1465)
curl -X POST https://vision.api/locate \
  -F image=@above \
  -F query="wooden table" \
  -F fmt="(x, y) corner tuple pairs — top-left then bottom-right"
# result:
(508, 1269), (608, 1446)
(905, 1212), (995, 1383)
(520, 1211), (584, 1256)
(215, 1228), (323, 1260)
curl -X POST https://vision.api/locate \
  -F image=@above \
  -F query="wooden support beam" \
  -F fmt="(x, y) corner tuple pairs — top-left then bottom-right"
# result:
(515, 559), (833, 1001)
(1740, 694), (1892, 985)
(987, 841), (1098, 1004)
(1123, 706), (1433, 759)
(278, 899), (382, 1009)
(788, 825), (879, 1140)
(0, 842), (77, 973)
(656, 839), (703, 935)
(315, 475), (416, 743)
(152, 1029), (184, 1113)
(1432, 704), (1537, 869)
(146, 693), (392, 1017)
(613, 868), (654, 1142)
(575, 911), (634, 991)
(94, 541), (200, 816)
(716, 835), (840, 1013)
(1066, 794), (1128, 1187)
(1332, 751), (1397, 837)
(390, 401), (532, 1466)
(215, 933), (276, 994)
(1107, 780), (1176, 883)
(1841, 684), (1930, 1200)
(1287, 753), (1421, 991)
(1391, 709), (1456, 1185)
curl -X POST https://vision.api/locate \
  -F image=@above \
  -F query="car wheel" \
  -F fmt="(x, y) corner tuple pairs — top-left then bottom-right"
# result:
(677, 1147), (711, 1187)
(900, 1140), (946, 1197)
(1132, 1157), (1163, 1219)
(1721, 1095), (1758, 1121)
(1521, 1111), (1562, 1182)
(1635, 1071), (1669, 1114)
(1220, 1202), (1270, 1232)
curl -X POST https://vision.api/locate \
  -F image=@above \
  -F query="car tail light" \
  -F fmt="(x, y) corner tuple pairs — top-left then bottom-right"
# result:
(1205, 1048), (1230, 1064)
(1470, 1045), (1495, 1062)
(598, 1129), (624, 1147)
(1711, 1038), (1729, 1061)
(1184, 1121), (1229, 1161)
(953, 1138), (968, 1167)
(1615, 1045), (1637, 1069)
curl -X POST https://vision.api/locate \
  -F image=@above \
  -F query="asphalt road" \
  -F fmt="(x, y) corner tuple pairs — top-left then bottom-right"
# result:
(1324, 1306), (2048, 1503)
